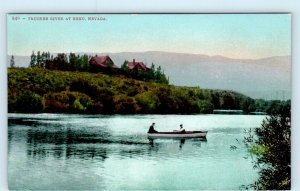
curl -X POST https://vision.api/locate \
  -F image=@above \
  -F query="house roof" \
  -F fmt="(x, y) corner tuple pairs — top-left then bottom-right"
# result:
(89, 56), (118, 68)
(128, 61), (149, 71)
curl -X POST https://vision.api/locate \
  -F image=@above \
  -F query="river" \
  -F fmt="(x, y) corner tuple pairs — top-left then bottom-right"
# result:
(8, 113), (266, 190)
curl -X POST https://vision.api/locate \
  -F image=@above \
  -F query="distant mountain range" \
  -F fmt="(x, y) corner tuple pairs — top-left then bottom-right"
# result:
(8, 51), (291, 100)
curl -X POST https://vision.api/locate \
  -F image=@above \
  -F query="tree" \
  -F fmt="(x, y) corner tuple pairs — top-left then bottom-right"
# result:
(36, 51), (42, 67)
(55, 53), (69, 70)
(30, 51), (37, 67)
(40, 51), (47, 68)
(242, 100), (291, 190)
(107, 57), (114, 68)
(72, 54), (89, 72)
(149, 63), (155, 79)
(69, 53), (77, 71)
(10, 55), (15, 68)
(121, 60), (128, 71)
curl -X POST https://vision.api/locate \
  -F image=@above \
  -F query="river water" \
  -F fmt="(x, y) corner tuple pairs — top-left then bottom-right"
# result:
(8, 113), (266, 190)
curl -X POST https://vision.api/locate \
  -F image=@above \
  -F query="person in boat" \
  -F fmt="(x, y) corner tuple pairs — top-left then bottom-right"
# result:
(178, 124), (186, 133)
(148, 123), (158, 133)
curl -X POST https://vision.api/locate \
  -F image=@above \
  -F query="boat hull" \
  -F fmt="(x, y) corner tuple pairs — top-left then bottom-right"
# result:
(148, 131), (207, 139)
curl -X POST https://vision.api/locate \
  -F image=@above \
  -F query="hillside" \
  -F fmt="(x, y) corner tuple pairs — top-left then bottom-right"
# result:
(9, 51), (291, 100)
(8, 68), (258, 114)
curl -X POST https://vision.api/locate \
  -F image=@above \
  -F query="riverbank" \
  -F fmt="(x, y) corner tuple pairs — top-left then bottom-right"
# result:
(8, 67), (269, 114)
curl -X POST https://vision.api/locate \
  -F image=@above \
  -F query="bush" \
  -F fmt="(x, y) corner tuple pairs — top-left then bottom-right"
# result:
(135, 92), (159, 113)
(197, 100), (214, 113)
(15, 91), (44, 113)
(8, 68), (267, 114)
(44, 91), (92, 113)
(113, 95), (140, 114)
(243, 101), (291, 190)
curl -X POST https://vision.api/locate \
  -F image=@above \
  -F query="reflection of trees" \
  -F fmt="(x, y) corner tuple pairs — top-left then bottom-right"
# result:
(25, 127), (110, 161)
(65, 146), (108, 161)
(119, 148), (148, 158)
(8, 128), (13, 155)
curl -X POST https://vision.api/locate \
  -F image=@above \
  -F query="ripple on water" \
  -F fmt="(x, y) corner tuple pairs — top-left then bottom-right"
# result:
(8, 114), (264, 190)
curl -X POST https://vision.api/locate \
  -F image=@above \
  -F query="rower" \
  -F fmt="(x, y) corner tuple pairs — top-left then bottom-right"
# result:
(179, 124), (185, 132)
(148, 123), (158, 133)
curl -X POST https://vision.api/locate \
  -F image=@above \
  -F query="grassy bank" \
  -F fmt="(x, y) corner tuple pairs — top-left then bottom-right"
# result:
(8, 67), (257, 114)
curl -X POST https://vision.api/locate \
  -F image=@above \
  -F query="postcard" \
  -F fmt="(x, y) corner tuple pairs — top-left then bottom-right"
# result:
(7, 13), (291, 190)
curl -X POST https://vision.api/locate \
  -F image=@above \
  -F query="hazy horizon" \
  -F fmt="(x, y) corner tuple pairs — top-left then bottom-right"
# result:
(8, 50), (291, 61)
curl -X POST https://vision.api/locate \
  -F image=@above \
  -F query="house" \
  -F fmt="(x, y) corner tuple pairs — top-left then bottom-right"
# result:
(89, 56), (118, 73)
(127, 59), (150, 71)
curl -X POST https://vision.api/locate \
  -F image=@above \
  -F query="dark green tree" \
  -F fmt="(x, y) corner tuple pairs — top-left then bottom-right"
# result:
(57, 53), (69, 70)
(36, 51), (42, 67)
(30, 51), (37, 67)
(107, 57), (114, 68)
(121, 60), (128, 71)
(69, 53), (77, 71)
(40, 51), (48, 68)
(242, 100), (291, 190)
(73, 54), (89, 72)
(10, 55), (15, 68)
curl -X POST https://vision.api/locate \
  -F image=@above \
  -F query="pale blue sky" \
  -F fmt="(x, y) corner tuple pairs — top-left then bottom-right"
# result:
(7, 14), (291, 59)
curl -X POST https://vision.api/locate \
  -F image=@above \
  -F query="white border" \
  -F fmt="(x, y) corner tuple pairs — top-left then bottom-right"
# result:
(1, 0), (299, 190)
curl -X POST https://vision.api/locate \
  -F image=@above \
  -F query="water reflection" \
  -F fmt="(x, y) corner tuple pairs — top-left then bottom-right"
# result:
(20, 122), (208, 161)
(148, 137), (206, 150)
(9, 117), (209, 162)
(8, 114), (264, 190)
(179, 139), (185, 149)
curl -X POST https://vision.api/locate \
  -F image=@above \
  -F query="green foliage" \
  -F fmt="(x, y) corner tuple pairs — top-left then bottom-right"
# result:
(113, 95), (140, 114)
(121, 60), (128, 71)
(197, 100), (214, 113)
(69, 53), (90, 72)
(15, 91), (44, 113)
(248, 144), (268, 155)
(8, 68), (267, 114)
(107, 57), (114, 68)
(120, 62), (169, 84)
(36, 51), (42, 67)
(30, 51), (89, 72)
(10, 55), (15, 68)
(135, 92), (159, 113)
(241, 98), (256, 113)
(44, 91), (92, 113)
(242, 101), (291, 190)
(30, 51), (37, 67)
(29, 50), (169, 84)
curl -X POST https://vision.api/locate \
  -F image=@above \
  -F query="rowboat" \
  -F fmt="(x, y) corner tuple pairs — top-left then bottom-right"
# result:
(147, 130), (208, 139)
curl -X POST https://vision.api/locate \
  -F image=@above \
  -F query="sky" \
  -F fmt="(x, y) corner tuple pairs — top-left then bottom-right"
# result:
(7, 14), (291, 59)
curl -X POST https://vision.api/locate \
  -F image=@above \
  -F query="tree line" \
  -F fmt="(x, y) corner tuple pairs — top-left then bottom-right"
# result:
(29, 51), (90, 72)
(121, 61), (169, 84)
(27, 51), (169, 84)
(8, 67), (289, 115)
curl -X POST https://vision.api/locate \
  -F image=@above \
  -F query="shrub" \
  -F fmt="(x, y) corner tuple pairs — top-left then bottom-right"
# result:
(197, 100), (214, 113)
(135, 92), (159, 113)
(113, 95), (140, 114)
(15, 91), (44, 113)
(243, 101), (291, 190)
(44, 91), (92, 113)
